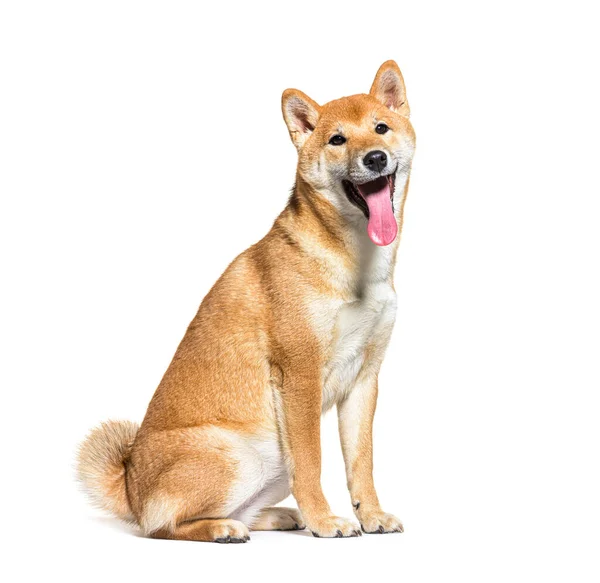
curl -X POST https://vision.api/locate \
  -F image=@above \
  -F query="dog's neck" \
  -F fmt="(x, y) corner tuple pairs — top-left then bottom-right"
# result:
(274, 173), (407, 296)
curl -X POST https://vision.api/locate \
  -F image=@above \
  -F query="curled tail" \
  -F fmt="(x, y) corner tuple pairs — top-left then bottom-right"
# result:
(76, 420), (139, 522)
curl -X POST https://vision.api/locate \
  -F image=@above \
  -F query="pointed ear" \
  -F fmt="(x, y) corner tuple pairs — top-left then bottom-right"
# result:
(282, 89), (321, 150)
(370, 60), (410, 117)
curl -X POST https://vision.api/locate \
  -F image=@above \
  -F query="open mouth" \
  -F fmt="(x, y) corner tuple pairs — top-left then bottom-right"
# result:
(342, 172), (398, 246)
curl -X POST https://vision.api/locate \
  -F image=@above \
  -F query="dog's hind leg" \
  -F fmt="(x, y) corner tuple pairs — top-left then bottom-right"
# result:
(130, 426), (288, 543)
(251, 507), (305, 531)
(151, 518), (250, 543)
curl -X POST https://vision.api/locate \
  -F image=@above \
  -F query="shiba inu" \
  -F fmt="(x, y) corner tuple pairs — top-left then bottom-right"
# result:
(78, 60), (416, 543)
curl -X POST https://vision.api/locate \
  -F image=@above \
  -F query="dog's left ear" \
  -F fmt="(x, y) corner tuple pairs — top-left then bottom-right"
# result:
(370, 60), (410, 117)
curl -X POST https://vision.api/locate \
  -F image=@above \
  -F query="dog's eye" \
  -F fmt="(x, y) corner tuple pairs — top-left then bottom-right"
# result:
(329, 135), (346, 146)
(375, 123), (390, 134)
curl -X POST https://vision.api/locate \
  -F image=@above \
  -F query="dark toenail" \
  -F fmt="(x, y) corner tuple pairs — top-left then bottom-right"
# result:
(312, 531), (320, 538)
(336, 529), (343, 537)
(294, 523), (300, 530)
(378, 525), (385, 533)
(353, 502), (360, 510)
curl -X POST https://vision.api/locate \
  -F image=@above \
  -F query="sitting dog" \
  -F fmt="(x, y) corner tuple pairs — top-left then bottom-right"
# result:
(78, 60), (416, 543)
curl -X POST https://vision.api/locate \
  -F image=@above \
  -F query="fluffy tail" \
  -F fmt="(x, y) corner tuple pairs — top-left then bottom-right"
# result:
(76, 420), (139, 522)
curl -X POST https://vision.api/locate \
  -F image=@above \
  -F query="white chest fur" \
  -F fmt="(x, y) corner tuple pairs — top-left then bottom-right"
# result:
(321, 283), (397, 411)
(313, 236), (398, 412)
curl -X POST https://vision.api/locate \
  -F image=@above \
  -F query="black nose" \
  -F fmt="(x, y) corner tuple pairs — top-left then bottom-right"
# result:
(363, 150), (388, 173)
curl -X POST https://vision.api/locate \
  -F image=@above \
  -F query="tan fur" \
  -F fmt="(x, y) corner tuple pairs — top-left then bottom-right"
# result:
(77, 420), (139, 521)
(78, 60), (415, 542)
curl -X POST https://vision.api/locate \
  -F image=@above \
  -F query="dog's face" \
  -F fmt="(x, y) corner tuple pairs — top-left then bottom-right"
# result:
(282, 61), (416, 246)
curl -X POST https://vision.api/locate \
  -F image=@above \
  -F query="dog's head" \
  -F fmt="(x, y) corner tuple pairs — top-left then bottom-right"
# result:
(282, 61), (416, 246)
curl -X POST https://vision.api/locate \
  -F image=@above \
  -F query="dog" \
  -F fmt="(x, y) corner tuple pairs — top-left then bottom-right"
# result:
(77, 60), (416, 543)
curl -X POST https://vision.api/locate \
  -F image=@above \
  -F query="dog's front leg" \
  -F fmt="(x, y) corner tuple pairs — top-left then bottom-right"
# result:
(278, 364), (361, 538)
(337, 375), (404, 534)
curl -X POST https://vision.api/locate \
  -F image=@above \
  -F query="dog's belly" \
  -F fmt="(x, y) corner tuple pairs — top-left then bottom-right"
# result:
(319, 283), (397, 411)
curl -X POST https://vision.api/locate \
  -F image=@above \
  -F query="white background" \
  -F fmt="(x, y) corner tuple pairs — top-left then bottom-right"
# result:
(1, 1), (599, 581)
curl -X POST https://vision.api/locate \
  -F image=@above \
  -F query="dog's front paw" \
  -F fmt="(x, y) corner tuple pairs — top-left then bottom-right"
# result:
(359, 510), (404, 534)
(308, 515), (362, 538)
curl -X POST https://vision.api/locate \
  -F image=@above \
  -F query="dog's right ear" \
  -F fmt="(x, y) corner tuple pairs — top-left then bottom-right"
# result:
(282, 89), (321, 150)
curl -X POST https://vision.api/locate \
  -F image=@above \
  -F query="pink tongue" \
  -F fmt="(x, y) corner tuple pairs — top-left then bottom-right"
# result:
(357, 178), (398, 246)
